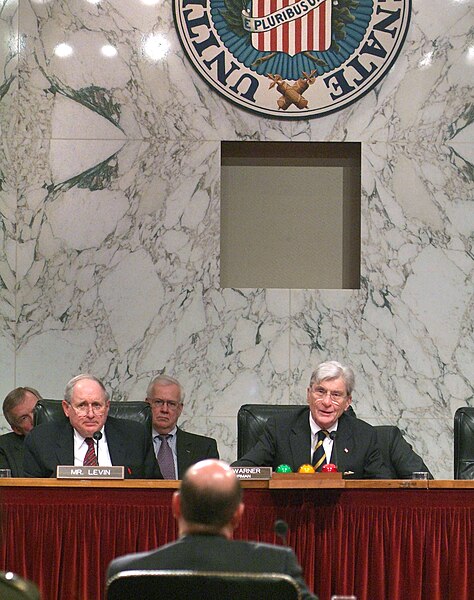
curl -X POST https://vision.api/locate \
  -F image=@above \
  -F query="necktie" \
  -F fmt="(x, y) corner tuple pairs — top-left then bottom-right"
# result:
(83, 438), (98, 466)
(157, 435), (176, 479)
(312, 430), (329, 471)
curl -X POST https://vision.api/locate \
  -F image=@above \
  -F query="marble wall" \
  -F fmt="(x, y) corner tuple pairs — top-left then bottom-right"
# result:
(0, 0), (472, 478)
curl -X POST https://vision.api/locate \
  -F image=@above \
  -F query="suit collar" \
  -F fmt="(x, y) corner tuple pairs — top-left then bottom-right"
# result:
(176, 428), (193, 477)
(289, 408), (313, 467)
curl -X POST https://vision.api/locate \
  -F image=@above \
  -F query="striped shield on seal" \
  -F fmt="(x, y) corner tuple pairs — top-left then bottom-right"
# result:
(251, 0), (332, 56)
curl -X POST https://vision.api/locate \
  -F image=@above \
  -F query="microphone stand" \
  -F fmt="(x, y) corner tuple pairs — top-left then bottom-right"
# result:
(93, 431), (102, 465)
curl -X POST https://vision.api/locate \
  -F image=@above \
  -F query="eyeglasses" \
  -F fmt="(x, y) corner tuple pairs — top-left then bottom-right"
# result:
(69, 403), (107, 416)
(148, 399), (182, 411)
(310, 386), (347, 404)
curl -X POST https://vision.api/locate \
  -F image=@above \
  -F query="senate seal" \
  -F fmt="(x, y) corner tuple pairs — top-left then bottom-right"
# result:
(173, 0), (411, 119)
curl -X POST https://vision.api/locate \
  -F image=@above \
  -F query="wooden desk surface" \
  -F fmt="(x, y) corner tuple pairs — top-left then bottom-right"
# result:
(1, 477), (473, 489)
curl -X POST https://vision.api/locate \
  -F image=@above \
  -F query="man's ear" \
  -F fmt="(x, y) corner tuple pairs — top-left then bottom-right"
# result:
(62, 400), (70, 418)
(231, 502), (245, 530)
(172, 491), (181, 520)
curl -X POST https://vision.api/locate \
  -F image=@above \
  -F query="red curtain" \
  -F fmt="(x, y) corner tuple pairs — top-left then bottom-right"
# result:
(1, 487), (473, 600)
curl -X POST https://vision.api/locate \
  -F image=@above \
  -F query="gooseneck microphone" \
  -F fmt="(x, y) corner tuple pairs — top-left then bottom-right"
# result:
(274, 519), (289, 546)
(329, 430), (339, 471)
(93, 431), (102, 465)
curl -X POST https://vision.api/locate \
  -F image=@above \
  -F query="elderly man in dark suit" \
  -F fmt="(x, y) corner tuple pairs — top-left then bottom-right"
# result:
(233, 361), (392, 478)
(107, 459), (317, 599)
(23, 374), (159, 479)
(0, 387), (42, 477)
(146, 375), (219, 479)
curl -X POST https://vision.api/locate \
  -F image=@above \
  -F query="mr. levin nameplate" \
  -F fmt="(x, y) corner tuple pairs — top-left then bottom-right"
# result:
(173, 0), (411, 118)
(232, 466), (273, 480)
(57, 466), (125, 479)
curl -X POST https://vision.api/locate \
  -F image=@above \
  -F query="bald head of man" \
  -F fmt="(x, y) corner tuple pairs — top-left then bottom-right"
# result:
(172, 459), (243, 539)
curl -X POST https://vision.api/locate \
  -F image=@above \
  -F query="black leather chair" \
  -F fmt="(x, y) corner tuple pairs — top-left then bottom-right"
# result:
(34, 399), (151, 428)
(237, 404), (432, 478)
(454, 407), (474, 479)
(106, 570), (301, 600)
(237, 404), (303, 459)
(0, 572), (40, 600)
(237, 403), (356, 458)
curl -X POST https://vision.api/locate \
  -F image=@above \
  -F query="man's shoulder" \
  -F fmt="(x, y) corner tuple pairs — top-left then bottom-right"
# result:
(232, 538), (293, 555)
(340, 412), (375, 433)
(26, 420), (67, 442)
(176, 535), (293, 558)
(0, 431), (23, 447)
(269, 406), (309, 428)
(106, 416), (147, 433)
(177, 428), (217, 444)
(0, 432), (15, 441)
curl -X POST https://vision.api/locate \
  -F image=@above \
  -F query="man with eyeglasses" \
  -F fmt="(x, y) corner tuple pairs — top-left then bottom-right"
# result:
(233, 361), (392, 478)
(0, 387), (42, 477)
(23, 374), (159, 478)
(146, 375), (219, 479)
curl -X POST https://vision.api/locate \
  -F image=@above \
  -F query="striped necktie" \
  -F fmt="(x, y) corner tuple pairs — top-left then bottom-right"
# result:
(312, 430), (329, 471)
(83, 438), (98, 466)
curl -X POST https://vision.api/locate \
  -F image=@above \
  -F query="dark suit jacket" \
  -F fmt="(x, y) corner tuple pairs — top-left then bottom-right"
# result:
(23, 416), (161, 479)
(233, 408), (392, 479)
(375, 425), (433, 479)
(176, 428), (219, 478)
(107, 534), (317, 600)
(0, 432), (25, 477)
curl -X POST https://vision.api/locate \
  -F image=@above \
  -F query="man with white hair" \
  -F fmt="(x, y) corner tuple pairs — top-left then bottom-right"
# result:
(233, 361), (392, 479)
(24, 374), (159, 478)
(146, 375), (219, 479)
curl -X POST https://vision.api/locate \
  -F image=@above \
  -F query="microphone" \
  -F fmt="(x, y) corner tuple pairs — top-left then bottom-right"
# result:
(93, 431), (102, 465)
(274, 519), (289, 546)
(330, 431), (339, 471)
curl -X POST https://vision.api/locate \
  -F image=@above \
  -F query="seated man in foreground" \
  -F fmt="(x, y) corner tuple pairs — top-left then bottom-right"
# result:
(107, 459), (317, 600)
(23, 374), (160, 479)
(233, 361), (392, 478)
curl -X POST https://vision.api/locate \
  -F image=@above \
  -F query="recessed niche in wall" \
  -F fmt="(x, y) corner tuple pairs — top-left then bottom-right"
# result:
(220, 141), (361, 289)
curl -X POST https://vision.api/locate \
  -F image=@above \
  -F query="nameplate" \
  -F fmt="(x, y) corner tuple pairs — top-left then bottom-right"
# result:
(56, 466), (125, 479)
(231, 467), (272, 480)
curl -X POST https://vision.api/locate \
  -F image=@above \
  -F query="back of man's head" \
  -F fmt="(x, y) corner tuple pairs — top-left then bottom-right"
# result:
(177, 460), (243, 534)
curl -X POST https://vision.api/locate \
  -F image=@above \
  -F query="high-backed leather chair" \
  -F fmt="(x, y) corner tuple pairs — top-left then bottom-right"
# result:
(237, 404), (432, 478)
(237, 403), (356, 459)
(106, 570), (301, 600)
(454, 407), (474, 479)
(237, 404), (303, 459)
(34, 399), (151, 428)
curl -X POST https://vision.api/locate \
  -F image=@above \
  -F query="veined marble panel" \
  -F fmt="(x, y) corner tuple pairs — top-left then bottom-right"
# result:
(0, 0), (18, 410)
(15, 136), (219, 393)
(289, 137), (473, 479)
(18, 0), (473, 146)
(3, 0), (472, 477)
